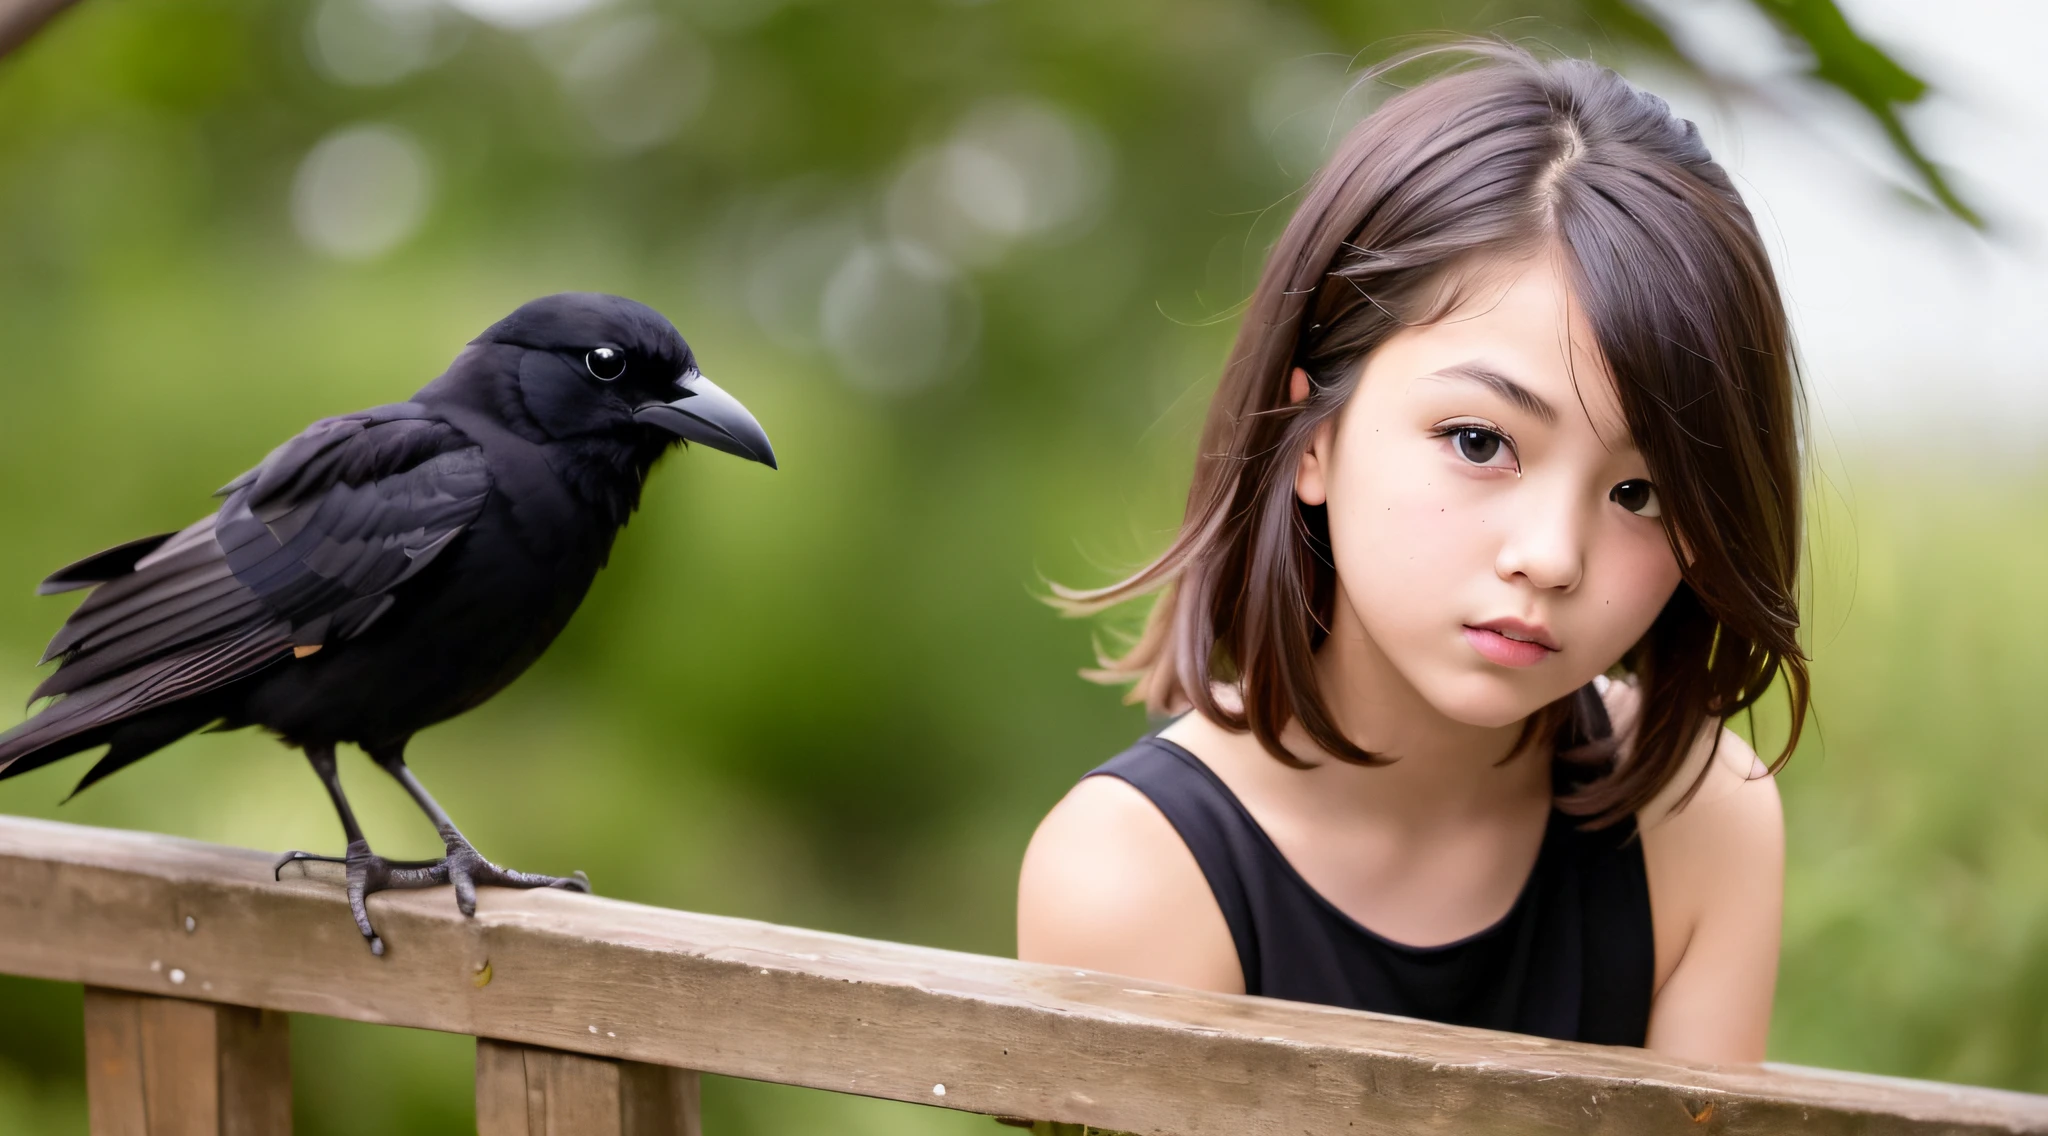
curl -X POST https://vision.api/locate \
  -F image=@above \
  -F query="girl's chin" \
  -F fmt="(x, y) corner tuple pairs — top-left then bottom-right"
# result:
(1419, 671), (1581, 729)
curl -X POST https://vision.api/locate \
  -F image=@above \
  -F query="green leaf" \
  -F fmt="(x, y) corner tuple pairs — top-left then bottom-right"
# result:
(1745, 0), (1978, 225)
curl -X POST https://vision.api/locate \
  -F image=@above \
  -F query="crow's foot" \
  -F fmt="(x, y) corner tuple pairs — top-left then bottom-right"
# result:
(435, 830), (591, 918)
(273, 840), (458, 956)
(273, 848), (445, 878)
(273, 836), (589, 954)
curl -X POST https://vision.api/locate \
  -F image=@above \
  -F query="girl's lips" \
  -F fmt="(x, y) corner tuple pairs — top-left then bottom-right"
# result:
(1463, 625), (1556, 668)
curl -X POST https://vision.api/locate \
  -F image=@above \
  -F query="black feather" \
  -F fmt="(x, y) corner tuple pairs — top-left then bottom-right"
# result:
(1, 409), (490, 781)
(0, 292), (771, 809)
(38, 532), (178, 595)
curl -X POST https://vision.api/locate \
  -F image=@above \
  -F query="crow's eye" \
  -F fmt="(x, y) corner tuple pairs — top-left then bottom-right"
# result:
(585, 348), (626, 382)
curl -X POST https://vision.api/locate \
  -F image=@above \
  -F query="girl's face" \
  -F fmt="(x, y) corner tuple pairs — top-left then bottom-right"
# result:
(1296, 247), (1683, 730)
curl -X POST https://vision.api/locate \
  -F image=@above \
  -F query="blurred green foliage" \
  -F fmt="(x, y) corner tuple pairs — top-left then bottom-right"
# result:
(0, 0), (2033, 1132)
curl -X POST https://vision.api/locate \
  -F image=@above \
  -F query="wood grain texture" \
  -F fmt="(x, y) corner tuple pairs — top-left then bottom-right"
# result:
(618, 1056), (700, 1136)
(83, 987), (290, 1136)
(476, 1040), (700, 1136)
(6, 816), (2045, 1136)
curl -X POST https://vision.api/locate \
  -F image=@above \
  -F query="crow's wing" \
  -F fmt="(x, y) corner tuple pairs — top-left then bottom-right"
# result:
(0, 403), (491, 781)
(36, 531), (179, 595)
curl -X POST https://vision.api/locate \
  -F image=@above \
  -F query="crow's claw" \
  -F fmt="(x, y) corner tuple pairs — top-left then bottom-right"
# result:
(276, 834), (589, 953)
(275, 840), (456, 955)
(274, 848), (335, 881)
(436, 831), (592, 918)
(273, 848), (445, 880)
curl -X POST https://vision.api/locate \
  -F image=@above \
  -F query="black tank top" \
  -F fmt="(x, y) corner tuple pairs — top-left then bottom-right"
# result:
(1085, 693), (1653, 1045)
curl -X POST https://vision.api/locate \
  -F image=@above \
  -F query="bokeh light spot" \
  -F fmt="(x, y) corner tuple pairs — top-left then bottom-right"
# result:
(887, 98), (1112, 269)
(443, 0), (606, 31)
(304, 0), (447, 88)
(289, 124), (433, 261)
(820, 241), (978, 394)
(559, 16), (713, 154)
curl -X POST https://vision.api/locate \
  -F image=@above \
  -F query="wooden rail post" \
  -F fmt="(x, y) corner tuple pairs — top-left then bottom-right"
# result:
(83, 986), (292, 1136)
(477, 1039), (700, 1136)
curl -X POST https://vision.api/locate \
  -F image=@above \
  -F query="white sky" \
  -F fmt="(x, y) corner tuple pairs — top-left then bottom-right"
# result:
(1643, 0), (2048, 448)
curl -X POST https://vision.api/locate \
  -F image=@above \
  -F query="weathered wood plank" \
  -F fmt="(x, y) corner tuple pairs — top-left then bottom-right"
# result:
(5, 816), (2044, 1136)
(476, 1039), (699, 1136)
(475, 1038), (532, 1136)
(83, 986), (291, 1136)
(618, 1056), (700, 1136)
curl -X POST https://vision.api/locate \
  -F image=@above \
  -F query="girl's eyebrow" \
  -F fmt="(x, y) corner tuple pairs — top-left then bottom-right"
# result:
(1422, 361), (1558, 426)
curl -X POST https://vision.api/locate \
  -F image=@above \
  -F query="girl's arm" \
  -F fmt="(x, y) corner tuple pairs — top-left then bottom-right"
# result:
(1016, 775), (1243, 992)
(1636, 720), (1786, 1063)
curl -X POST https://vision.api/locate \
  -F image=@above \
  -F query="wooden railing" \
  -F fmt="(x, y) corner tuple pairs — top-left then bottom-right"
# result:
(3, 815), (2046, 1136)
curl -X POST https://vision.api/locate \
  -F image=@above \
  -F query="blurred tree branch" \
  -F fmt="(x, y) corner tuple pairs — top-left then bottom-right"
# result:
(0, 0), (1978, 227)
(0, 0), (78, 62)
(1305, 0), (1980, 226)
(1748, 0), (1979, 225)
(1294, 0), (1982, 227)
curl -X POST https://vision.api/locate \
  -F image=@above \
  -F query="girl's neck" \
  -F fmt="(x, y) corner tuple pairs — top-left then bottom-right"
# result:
(1278, 605), (1552, 826)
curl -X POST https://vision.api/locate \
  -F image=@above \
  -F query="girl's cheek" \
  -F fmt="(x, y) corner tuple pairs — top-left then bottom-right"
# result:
(1585, 532), (1684, 648)
(1352, 438), (1493, 547)
(1327, 449), (1488, 613)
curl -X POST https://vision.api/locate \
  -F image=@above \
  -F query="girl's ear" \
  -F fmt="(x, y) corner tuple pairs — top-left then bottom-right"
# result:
(1291, 368), (1330, 506)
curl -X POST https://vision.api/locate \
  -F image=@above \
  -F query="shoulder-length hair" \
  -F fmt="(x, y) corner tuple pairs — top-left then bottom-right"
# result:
(1059, 44), (1808, 825)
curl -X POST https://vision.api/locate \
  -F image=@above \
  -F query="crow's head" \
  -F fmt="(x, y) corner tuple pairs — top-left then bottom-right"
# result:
(467, 292), (776, 468)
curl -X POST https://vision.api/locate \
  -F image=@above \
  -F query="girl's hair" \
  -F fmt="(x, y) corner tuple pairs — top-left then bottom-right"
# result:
(1059, 43), (1808, 825)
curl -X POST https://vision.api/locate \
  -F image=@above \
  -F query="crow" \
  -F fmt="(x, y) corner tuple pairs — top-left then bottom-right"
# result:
(0, 293), (774, 954)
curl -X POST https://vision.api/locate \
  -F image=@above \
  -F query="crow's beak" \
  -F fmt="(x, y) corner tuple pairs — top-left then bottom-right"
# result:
(632, 370), (777, 469)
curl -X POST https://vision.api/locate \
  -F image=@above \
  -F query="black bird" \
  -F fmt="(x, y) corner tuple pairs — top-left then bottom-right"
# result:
(0, 293), (774, 953)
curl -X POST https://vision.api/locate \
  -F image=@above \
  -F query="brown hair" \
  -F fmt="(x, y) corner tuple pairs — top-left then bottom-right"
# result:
(1059, 43), (1808, 824)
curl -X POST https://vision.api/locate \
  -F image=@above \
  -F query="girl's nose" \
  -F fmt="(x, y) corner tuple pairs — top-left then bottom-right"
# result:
(1493, 482), (1587, 592)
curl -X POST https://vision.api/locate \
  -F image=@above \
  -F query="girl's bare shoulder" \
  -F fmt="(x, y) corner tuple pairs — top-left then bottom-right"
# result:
(1600, 676), (1781, 834)
(1016, 758), (1242, 993)
(1608, 675), (1784, 1055)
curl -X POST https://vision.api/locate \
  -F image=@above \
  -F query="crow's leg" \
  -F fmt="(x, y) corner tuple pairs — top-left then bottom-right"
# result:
(367, 743), (590, 918)
(274, 742), (451, 956)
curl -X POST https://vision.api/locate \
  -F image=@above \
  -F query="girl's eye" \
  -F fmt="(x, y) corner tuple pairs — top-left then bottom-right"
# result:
(1610, 479), (1661, 517)
(1447, 426), (1513, 469)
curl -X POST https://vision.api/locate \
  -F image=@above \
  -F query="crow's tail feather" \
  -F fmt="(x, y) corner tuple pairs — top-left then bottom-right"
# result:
(38, 531), (179, 596)
(0, 678), (223, 795)
(65, 702), (225, 799)
(0, 717), (115, 783)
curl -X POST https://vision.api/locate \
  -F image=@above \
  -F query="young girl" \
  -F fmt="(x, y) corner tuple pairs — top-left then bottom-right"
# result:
(1018, 46), (1805, 1064)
